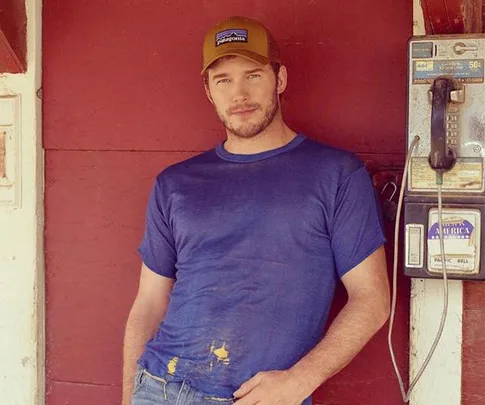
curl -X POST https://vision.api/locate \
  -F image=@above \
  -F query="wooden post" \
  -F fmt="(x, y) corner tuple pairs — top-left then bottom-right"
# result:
(0, 131), (6, 179)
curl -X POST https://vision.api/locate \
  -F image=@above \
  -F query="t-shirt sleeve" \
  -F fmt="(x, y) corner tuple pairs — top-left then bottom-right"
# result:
(331, 166), (386, 278)
(138, 179), (177, 279)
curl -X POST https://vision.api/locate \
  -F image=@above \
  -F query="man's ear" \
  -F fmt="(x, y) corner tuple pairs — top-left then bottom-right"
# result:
(276, 65), (288, 95)
(204, 81), (214, 104)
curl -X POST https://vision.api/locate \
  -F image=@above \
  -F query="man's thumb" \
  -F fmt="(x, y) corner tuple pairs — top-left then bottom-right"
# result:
(233, 372), (264, 398)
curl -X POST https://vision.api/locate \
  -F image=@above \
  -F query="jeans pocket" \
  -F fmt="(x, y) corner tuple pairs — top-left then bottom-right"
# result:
(132, 367), (146, 395)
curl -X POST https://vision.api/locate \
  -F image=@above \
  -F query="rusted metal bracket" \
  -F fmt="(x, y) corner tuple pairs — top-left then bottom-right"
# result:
(0, 1), (27, 73)
(420, 0), (483, 34)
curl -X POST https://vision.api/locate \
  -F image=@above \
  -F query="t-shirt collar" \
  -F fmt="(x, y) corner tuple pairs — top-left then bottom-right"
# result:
(216, 133), (306, 163)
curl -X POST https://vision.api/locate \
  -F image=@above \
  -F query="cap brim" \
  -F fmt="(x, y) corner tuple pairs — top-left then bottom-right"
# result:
(201, 49), (270, 75)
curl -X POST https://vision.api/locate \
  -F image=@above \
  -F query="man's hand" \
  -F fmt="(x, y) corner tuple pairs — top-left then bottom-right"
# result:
(233, 370), (310, 405)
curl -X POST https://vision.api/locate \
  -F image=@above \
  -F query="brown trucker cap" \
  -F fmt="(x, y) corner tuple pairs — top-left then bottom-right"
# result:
(201, 16), (280, 74)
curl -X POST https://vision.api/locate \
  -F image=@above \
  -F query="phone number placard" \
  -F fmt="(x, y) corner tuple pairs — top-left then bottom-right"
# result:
(413, 59), (484, 84)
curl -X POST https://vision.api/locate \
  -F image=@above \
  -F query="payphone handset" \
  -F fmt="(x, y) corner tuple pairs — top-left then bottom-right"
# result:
(388, 35), (485, 403)
(428, 77), (460, 173)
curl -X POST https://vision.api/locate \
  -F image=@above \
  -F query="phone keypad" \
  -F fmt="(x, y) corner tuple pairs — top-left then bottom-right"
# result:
(446, 109), (460, 146)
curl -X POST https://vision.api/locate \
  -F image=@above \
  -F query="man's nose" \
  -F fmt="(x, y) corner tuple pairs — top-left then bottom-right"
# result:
(231, 79), (249, 103)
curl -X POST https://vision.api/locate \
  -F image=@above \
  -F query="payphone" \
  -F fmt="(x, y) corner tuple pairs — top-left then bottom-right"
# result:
(405, 35), (485, 280)
(388, 35), (485, 402)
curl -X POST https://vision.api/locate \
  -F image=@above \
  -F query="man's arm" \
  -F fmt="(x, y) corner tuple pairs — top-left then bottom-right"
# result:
(234, 246), (390, 404)
(122, 263), (175, 405)
(289, 245), (390, 392)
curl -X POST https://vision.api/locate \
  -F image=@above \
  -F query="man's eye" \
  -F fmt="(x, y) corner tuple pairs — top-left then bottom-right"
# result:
(248, 74), (261, 79)
(216, 78), (230, 84)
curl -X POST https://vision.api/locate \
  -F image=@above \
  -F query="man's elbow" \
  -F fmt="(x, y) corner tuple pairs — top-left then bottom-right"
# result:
(353, 288), (390, 330)
(373, 288), (391, 329)
(376, 297), (390, 329)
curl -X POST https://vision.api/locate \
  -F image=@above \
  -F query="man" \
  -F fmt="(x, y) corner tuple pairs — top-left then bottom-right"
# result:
(123, 16), (390, 405)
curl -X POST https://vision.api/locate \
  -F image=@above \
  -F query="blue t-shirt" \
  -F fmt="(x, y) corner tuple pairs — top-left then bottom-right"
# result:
(137, 134), (385, 399)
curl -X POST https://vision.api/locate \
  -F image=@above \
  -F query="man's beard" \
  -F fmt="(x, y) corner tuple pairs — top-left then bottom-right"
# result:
(215, 89), (279, 139)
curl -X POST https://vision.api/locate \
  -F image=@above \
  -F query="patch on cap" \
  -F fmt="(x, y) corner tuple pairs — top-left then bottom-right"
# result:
(215, 29), (248, 47)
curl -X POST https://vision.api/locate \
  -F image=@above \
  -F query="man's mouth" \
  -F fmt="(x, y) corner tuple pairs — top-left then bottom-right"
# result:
(230, 107), (258, 116)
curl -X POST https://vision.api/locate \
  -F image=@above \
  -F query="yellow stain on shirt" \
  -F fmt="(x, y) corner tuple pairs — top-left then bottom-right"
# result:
(213, 343), (230, 364)
(167, 356), (179, 375)
(209, 341), (230, 372)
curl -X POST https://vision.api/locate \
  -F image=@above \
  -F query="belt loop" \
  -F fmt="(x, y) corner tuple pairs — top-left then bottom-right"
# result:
(174, 380), (186, 405)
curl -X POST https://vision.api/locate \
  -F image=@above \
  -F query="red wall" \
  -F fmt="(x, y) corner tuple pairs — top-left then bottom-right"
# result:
(463, 283), (485, 405)
(43, 1), (412, 404)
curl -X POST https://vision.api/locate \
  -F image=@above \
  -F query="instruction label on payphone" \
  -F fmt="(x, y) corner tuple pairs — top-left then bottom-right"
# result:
(410, 158), (483, 191)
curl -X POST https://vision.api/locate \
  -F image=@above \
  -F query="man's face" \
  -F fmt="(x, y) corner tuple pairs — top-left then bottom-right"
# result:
(205, 56), (283, 139)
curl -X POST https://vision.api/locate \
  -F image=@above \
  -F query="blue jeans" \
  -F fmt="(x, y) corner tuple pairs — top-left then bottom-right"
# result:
(131, 368), (312, 405)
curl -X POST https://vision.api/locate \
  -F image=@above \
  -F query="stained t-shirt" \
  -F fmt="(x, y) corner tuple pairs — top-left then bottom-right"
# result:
(137, 134), (386, 399)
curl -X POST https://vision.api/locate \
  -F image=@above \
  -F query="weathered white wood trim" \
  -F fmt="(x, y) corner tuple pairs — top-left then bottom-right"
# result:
(0, 0), (44, 404)
(409, 279), (462, 405)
